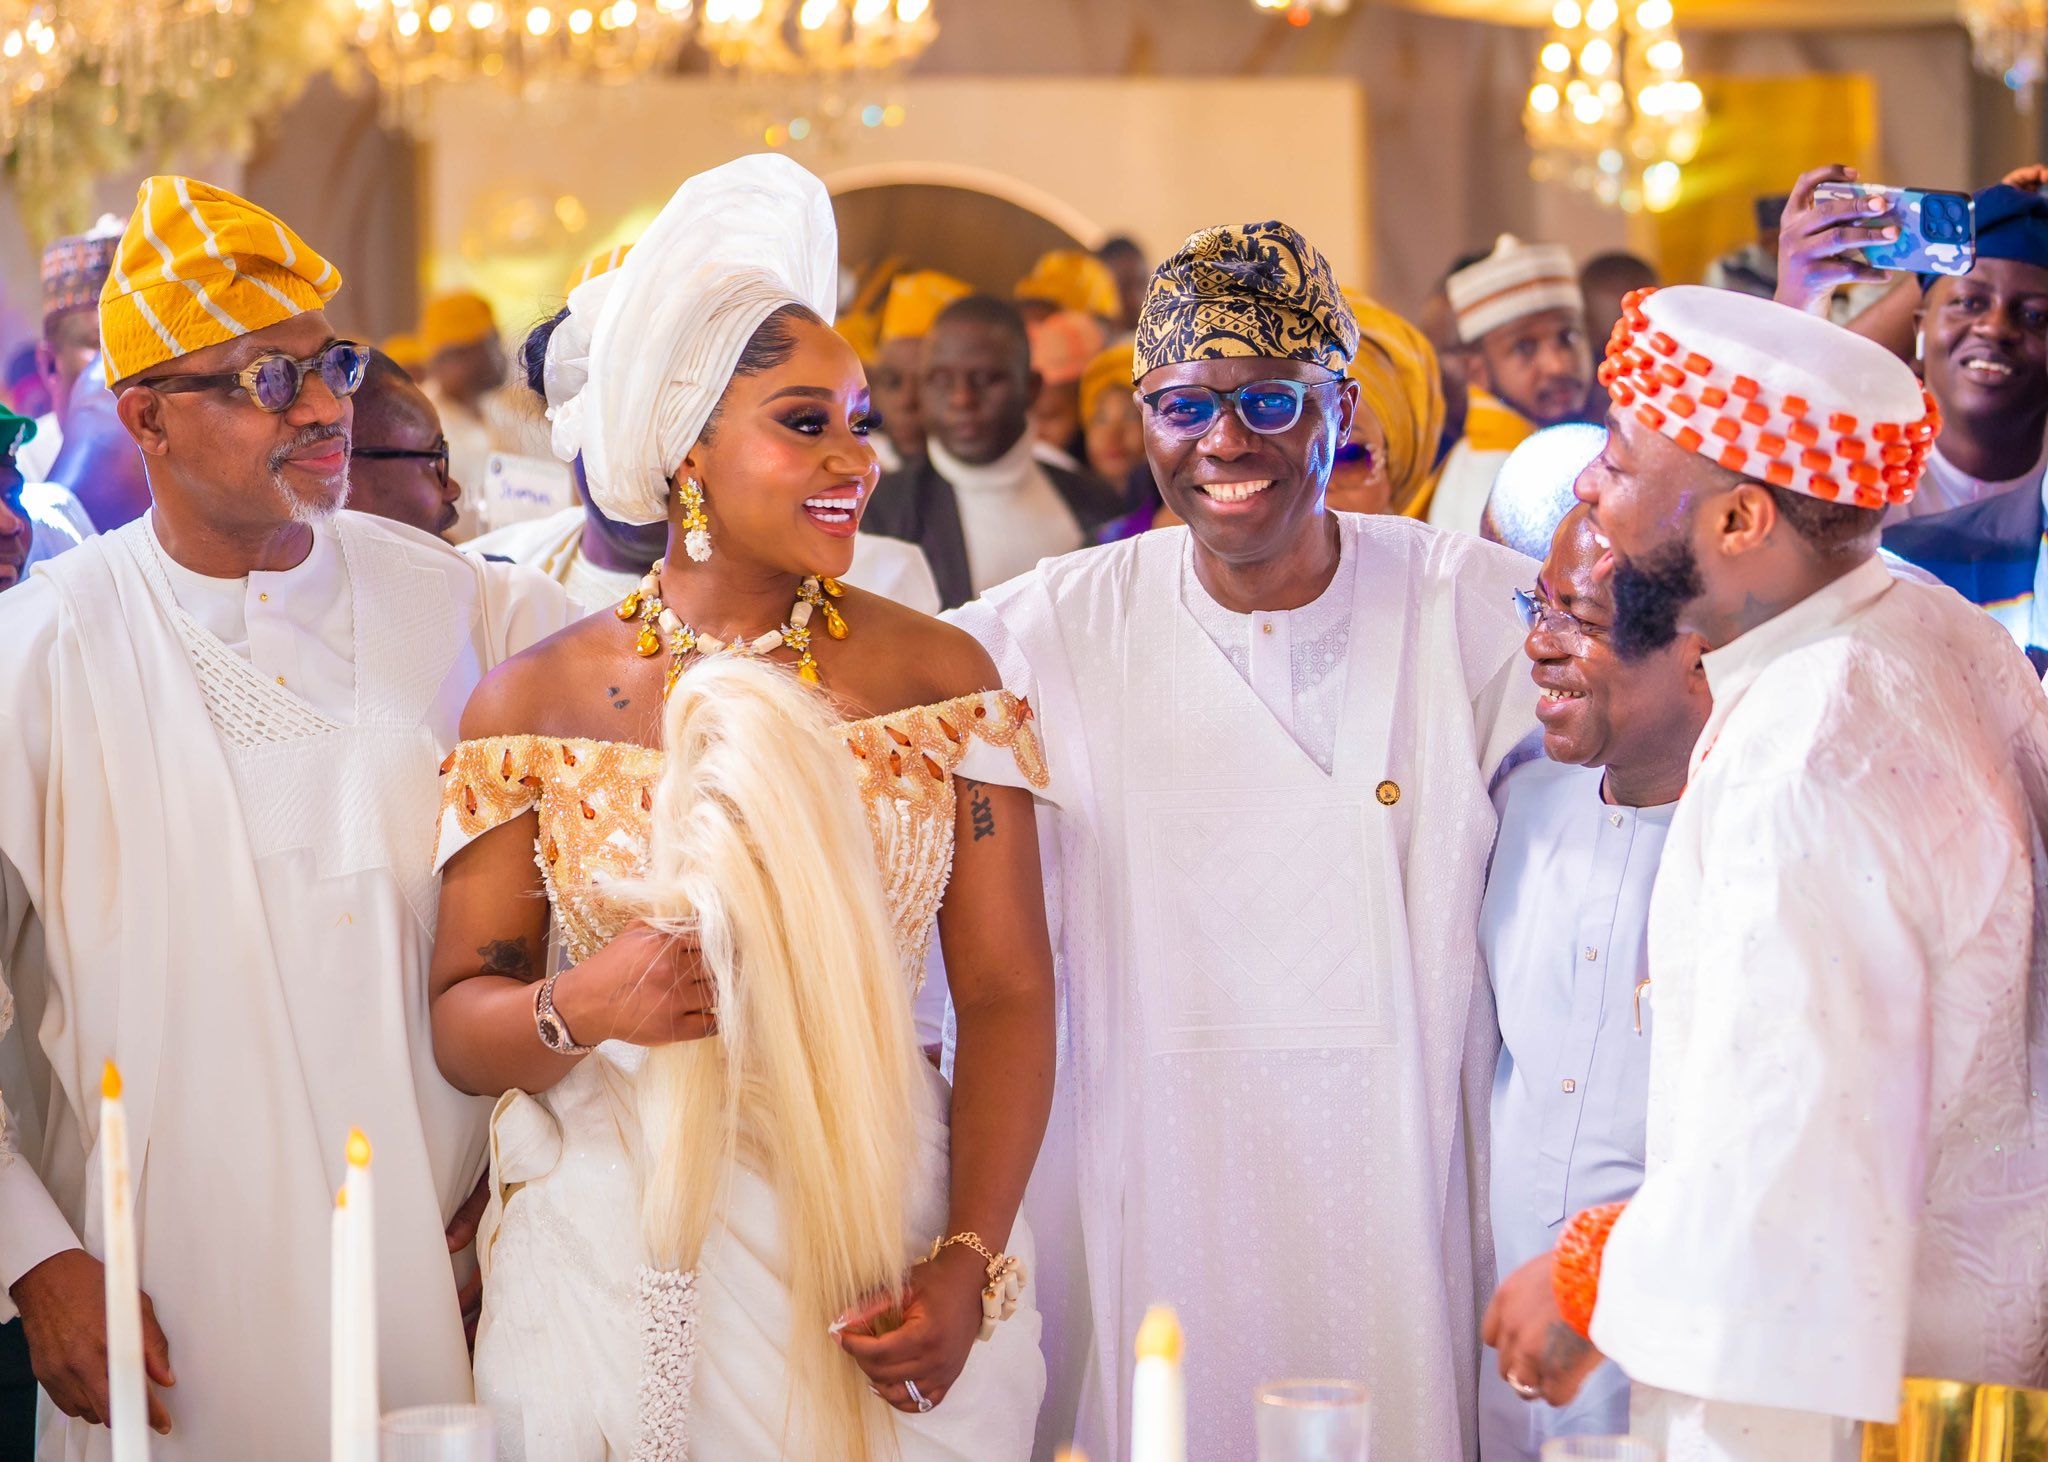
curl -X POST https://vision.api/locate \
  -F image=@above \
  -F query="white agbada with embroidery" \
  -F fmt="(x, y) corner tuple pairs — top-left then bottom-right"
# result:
(0, 510), (573, 1459)
(1590, 556), (2048, 1462)
(953, 512), (1536, 1461)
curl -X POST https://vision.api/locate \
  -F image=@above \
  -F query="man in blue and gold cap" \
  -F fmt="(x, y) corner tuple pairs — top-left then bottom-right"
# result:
(951, 218), (1537, 1462)
(1853, 176), (2048, 664)
(0, 177), (572, 1457)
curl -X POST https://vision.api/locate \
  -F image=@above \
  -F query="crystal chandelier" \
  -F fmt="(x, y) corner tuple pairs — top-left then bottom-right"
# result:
(698, 0), (934, 78)
(350, 0), (696, 126)
(1248, 0), (1349, 26)
(0, 3), (68, 152)
(1962, 0), (2048, 110)
(1524, 0), (1704, 213)
(699, 0), (934, 148)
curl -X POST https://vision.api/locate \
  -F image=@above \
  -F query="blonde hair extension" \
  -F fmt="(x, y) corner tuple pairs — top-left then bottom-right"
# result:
(628, 655), (922, 1461)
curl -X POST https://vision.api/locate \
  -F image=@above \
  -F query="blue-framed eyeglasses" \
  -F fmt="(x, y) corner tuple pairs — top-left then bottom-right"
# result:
(1140, 376), (1346, 439)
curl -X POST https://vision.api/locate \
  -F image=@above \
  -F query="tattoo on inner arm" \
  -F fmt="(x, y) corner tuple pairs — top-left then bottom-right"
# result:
(476, 936), (537, 982)
(1541, 1320), (1592, 1374)
(964, 779), (997, 842)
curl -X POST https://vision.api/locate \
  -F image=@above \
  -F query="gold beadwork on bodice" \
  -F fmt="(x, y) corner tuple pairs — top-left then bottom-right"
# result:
(438, 691), (1046, 984)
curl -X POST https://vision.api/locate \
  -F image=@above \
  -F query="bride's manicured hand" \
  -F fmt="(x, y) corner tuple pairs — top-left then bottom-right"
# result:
(554, 920), (716, 1047)
(833, 1244), (988, 1414)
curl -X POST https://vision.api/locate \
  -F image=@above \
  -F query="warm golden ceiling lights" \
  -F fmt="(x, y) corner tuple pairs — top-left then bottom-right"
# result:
(1962, 0), (2048, 110)
(0, 2), (69, 148)
(697, 0), (935, 80)
(1524, 0), (1704, 213)
(350, 0), (696, 125)
(1248, 0), (1349, 26)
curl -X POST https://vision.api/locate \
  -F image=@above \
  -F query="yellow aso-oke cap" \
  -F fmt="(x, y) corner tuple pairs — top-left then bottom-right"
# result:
(1079, 339), (1137, 424)
(99, 175), (341, 385)
(879, 269), (972, 345)
(566, 243), (633, 295)
(1341, 289), (1445, 518)
(381, 331), (427, 373)
(422, 289), (499, 356)
(1015, 249), (1119, 320)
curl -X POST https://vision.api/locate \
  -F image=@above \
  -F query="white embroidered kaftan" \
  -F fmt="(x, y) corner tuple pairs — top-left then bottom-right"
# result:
(952, 513), (1537, 1462)
(1590, 556), (2048, 1461)
(0, 510), (573, 1459)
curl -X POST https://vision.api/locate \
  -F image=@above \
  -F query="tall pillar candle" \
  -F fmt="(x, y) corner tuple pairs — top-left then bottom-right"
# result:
(99, 1062), (148, 1460)
(333, 1127), (378, 1462)
(1131, 1305), (1187, 1462)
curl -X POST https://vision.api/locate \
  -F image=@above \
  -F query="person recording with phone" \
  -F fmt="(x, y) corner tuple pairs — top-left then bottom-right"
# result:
(1774, 164), (2048, 668)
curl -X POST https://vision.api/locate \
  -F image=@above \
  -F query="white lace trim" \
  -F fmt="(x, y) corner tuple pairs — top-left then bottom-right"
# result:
(135, 527), (343, 749)
(631, 1265), (701, 1461)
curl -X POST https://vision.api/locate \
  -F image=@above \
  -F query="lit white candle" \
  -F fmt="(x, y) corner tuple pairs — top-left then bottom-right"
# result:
(329, 1185), (353, 1461)
(1130, 1304), (1186, 1462)
(99, 1061), (148, 1460)
(333, 1127), (378, 1462)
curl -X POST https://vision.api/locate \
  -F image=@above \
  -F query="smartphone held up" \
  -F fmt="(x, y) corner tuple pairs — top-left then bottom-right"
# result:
(1813, 182), (1978, 277)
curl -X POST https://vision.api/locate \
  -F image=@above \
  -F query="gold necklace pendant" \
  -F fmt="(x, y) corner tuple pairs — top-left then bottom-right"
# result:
(622, 565), (849, 696)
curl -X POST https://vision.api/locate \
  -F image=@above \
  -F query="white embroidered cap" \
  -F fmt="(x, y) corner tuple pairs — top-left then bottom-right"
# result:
(1447, 234), (1583, 344)
(577, 154), (840, 526)
(1600, 285), (1940, 510)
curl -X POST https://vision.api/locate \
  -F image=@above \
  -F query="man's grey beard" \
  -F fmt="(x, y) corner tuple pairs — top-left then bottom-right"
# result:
(278, 473), (350, 525)
(268, 424), (351, 525)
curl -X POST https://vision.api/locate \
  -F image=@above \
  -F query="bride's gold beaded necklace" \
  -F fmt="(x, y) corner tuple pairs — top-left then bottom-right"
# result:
(617, 560), (850, 697)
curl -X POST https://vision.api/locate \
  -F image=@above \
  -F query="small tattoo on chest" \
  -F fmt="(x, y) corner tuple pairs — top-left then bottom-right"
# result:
(606, 685), (630, 710)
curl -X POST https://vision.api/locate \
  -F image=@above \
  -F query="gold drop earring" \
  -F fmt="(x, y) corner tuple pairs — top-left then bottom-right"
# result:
(679, 476), (712, 563)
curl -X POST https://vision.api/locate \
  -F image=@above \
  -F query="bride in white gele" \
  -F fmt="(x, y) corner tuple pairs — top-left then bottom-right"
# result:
(424, 154), (1055, 1461)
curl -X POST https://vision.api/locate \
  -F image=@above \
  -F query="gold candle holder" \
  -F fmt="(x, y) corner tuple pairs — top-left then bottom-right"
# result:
(1863, 1377), (2048, 1461)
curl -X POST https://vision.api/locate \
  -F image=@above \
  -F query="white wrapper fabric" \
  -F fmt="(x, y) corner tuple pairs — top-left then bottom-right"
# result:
(952, 514), (1537, 1462)
(573, 154), (838, 525)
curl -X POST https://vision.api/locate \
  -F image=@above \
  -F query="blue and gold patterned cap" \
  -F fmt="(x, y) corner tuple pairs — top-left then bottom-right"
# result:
(1133, 220), (1359, 383)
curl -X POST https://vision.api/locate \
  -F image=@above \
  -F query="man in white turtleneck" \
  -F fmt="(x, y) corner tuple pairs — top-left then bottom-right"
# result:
(863, 294), (1123, 608)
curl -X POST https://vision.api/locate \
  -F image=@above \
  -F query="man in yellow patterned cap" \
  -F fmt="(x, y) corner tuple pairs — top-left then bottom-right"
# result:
(420, 289), (561, 539)
(952, 217), (1535, 1462)
(0, 176), (574, 1458)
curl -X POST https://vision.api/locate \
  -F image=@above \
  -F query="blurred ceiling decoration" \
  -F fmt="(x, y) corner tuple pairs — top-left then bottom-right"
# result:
(348, 0), (696, 127)
(2, 0), (340, 240)
(699, 0), (936, 149)
(1395, 0), (1951, 21)
(1524, 0), (1704, 212)
(1247, 0), (1352, 26)
(1961, 0), (2048, 107)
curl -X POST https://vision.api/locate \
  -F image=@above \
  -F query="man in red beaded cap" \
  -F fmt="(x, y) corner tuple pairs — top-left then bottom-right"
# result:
(1483, 283), (2048, 1461)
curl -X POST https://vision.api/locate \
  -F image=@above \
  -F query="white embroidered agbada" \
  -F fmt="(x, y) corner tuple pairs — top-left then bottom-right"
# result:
(1589, 557), (2048, 1461)
(0, 509), (573, 1459)
(953, 511), (1536, 1461)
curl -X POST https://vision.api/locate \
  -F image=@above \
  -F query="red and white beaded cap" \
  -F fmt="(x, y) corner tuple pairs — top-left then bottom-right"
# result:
(1598, 285), (1941, 511)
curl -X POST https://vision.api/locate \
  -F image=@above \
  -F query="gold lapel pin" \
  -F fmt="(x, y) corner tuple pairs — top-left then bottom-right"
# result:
(1375, 780), (1400, 807)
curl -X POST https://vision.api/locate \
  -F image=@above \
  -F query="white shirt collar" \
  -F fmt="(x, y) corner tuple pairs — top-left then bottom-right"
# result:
(1699, 554), (1893, 718)
(929, 430), (1039, 496)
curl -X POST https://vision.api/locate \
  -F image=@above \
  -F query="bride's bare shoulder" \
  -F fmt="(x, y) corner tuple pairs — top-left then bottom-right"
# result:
(460, 612), (624, 741)
(838, 587), (1001, 706)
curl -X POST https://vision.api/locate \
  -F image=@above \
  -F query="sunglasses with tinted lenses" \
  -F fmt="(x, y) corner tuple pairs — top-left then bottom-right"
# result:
(1140, 377), (1347, 440)
(138, 340), (369, 414)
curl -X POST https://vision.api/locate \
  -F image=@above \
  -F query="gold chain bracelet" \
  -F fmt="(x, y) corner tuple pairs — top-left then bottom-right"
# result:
(928, 1232), (1027, 1342)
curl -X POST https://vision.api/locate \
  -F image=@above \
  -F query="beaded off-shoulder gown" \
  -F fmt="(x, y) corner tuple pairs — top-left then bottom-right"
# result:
(433, 690), (1051, 1461)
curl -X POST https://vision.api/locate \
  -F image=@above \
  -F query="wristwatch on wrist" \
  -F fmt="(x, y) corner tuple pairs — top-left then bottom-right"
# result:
(533, 970), (594, 1056)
